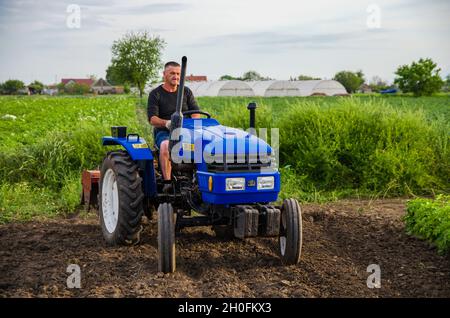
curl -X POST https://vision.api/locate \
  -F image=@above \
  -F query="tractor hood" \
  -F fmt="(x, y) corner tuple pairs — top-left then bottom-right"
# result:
(180, 118), (272, 163)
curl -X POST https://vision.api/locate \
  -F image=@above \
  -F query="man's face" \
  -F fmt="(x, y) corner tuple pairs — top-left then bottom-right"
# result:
(163, 65), (181, 86)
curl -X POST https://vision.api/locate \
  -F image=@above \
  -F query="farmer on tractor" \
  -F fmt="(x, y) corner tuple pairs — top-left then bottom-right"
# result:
(86, 56), (302, 273)
(147, 61), (201, 192)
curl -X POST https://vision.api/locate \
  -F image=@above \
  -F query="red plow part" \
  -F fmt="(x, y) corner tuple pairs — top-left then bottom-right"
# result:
(81, 169), (100, 210)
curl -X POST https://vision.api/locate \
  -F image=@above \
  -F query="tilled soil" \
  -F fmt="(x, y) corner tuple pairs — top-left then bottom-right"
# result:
(0, 199), (449, 297)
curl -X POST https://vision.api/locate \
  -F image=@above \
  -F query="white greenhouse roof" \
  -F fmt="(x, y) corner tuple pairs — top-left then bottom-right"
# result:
(194, 80), (255, 97)
(145, 80), (347, 97)
(292, 80), (347, 96)
(248, 80), (300, 97)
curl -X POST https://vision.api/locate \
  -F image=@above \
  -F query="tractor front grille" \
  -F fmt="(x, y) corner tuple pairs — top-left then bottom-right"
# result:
(207, 154), (271, 172)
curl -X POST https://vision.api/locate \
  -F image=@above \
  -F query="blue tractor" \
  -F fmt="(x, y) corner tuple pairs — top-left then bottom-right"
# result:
(82, 57), (303, 273)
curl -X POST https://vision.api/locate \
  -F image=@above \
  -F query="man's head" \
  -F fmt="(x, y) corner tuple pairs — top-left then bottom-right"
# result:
(163, 61), (181, 87)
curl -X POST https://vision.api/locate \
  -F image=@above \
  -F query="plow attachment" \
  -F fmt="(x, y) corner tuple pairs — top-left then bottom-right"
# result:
(80, 169), (100, 210)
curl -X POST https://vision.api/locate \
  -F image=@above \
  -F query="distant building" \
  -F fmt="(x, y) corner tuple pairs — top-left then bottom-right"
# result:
(17, 88), (30, 95)
(59, 78), (123, 94)
(42, 85), (58, 96)
(186, 74), (207, 82)
(91, 78), (114, 94)
(358, 84), (372, 94)
(113, 86), (124, 94)
(61, 78), (95, 87)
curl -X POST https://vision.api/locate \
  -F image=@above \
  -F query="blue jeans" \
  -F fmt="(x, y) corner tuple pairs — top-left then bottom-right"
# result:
(154, 130), (170, 149)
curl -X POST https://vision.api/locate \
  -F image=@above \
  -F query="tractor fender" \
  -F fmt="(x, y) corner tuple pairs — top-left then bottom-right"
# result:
(102, 136), (154, 161)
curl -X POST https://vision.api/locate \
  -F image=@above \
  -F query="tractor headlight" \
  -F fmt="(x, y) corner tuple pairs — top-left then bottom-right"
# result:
(257, 176), (274, 190)
(225, 178), (245, 191)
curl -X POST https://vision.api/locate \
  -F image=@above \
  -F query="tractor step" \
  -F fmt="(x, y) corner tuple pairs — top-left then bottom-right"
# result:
(81, 169), (100, 210)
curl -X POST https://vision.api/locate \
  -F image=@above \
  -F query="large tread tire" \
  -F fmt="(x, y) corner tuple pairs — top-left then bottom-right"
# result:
(158, 202), (176, 273)
(99, 150), (144, 246)
(279, 198), (303, 265)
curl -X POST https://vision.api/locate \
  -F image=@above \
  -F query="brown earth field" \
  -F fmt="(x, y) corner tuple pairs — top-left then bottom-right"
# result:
(0, 198), (449, 298)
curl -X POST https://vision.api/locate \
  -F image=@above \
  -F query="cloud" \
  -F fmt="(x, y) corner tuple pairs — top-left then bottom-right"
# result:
(0, 0), (448, 84)
(388, 0), (450, 10)
(112, 2), (192, 15)
(192, 28), (390, 52)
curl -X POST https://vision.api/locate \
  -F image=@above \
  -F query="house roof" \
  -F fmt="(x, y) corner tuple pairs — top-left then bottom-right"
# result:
(186, 75), (207, 82)
(61, 78), (94, 86)
(92, 78), (112, 87)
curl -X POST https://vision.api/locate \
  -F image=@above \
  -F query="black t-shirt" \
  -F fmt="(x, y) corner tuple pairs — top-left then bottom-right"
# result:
(147, 84), (199, 134)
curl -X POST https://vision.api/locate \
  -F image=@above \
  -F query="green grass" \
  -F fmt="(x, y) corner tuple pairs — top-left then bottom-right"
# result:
(197, 95), (450, 124)
(1, 95), (449, 222)
(404, 195), (450, 254)
(277, 100), (449, 197)
(0, 95), (145, 223)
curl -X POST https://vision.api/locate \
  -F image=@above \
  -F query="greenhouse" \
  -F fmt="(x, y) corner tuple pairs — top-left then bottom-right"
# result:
(146, 80), (347, 97)
(292, 80), (347, 96)
(248, 81), (301, 97)
(190, 80), (254, 97)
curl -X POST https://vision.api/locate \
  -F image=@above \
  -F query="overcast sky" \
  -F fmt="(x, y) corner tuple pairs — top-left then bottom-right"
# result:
(0, 0), (449, 84)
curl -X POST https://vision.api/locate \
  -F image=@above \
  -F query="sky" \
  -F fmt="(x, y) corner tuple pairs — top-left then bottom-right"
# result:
(0, 0), (449, 85)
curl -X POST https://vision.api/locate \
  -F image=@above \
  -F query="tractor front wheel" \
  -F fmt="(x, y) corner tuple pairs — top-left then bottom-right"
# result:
(278, 198), (303, 265)
(99, 150), (144, 245)
(158, 202), (176, 273)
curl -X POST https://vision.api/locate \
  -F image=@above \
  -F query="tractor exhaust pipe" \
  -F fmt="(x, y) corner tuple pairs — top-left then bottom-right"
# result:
(247, 102), (257, 135)
(169, 56), (187, 155)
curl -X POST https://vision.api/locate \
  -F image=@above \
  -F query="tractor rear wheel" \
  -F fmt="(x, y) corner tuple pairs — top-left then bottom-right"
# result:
(99, 150), (144, 245)
(278, 198), (303, 265)
(158, 202), (176, 273)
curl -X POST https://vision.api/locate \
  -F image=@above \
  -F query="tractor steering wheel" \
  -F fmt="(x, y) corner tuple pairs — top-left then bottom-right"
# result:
(183, 110), (211, 118)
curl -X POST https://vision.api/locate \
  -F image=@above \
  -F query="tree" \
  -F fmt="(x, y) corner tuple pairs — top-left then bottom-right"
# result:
(297, 75), (321, 80)
(394, 58), (444, 96)
(333, 71), (365, 93)
(56, 82), (66, 93)
(28, 80), (44, 94)
(242, 70), (263, 81)
(368, 76), (389, 92)
(86, 74), (97, 82)
(442, 74), (450, 92)
(106, 65), (123, 85)
(241, 71), (272, 81)
(219, 71), (272, 81)
(107, 31), (165, 98)
(63, 82), (90, 95)
(219, 74), (240, 81)
(1, 79), (25, 95)
(123, 83), (130, 94)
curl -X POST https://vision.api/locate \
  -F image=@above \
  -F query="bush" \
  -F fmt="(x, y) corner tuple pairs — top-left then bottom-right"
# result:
(64, 83), (91, 95)
(277, 99), (449, 196)
(404, 195), (450, 254)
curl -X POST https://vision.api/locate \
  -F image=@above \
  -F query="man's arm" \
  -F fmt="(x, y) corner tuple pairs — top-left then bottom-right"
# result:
(150, 115), (170, 128)
(148, 90), (170, 128)
(186, 88), (201, 118)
